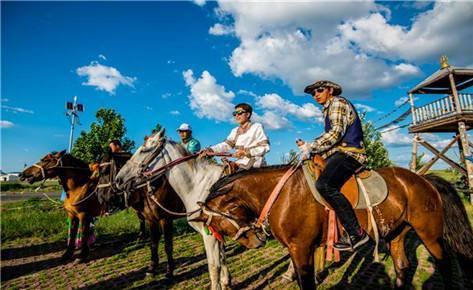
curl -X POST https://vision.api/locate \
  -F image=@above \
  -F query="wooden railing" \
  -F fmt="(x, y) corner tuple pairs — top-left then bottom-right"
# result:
(413, 93), (473, 124)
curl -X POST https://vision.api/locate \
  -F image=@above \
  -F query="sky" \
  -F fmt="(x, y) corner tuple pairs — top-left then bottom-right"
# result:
(2, 1), (473, 172)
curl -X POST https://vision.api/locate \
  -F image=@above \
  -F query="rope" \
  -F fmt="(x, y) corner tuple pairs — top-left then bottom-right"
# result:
(72, 190), (97, 206)
(148, 193), (198, 217)
(374, 97), (409, 124)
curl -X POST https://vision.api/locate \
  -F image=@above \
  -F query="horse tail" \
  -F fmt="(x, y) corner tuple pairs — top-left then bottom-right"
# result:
(424, 174), (473, 274)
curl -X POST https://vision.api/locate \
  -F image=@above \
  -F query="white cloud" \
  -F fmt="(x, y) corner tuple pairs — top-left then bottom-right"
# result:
(170, 110), (181, 116)
(257, 93), (323, 122)
(144, 106), (153, 111)
(0, 120), (14, 128)
(253, 111), (291, 130)
(76, 61), (136, 95)
(381, 126), (412, 147)
(1, 98), (8, 102)
(339, 2), (473, 64)
(238, 89), (258, 97)
(98, 54), (107, 61)
(2, 105), (34, 114)
(161, 92), (172, 99)
(209, 23), (234, 36)
(193, 0), (206, 7)
(211, 1), (471, 96)
(395, 96), (409, 107)
(183, 69), (235, 122)
(167, 60), (175, 64)
(354, 103), (376, 113)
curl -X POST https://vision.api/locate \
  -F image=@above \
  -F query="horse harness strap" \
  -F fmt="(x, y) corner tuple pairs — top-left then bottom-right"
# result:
(357, 176), (380, 262)
(255, 162), (301, 228)
(200, 204), (252, 241)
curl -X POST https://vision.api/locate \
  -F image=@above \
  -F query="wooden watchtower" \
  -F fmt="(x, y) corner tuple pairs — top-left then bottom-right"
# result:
(408, 56), (473, 203)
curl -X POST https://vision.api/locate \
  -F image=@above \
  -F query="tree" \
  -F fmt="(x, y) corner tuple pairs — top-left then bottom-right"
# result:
(362, 120), (393, 169)
(72, 108), (135, 163)
(280, 149), (298, 164)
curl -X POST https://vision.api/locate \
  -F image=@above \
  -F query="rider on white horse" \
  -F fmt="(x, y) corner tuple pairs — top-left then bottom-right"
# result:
(202, 103), (270, 169)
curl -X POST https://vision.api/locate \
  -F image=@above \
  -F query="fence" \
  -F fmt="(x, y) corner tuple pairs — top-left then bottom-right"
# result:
(413, 93), (473, 124)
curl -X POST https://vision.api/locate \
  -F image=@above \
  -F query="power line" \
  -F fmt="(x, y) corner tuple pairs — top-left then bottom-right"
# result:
(375, 108), (411, 131)
(374, 97), (409, 124)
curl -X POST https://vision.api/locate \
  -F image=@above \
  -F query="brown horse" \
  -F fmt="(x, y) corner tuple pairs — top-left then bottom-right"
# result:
(193, 162), (473, 289)
(19, 150), (147, 263)
(20, 150), (100, 262)
(97, 152), (184, 278)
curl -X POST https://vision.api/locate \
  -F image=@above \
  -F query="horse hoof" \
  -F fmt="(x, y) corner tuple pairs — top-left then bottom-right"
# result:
(146, 267), (158, 276)
(74, 257), (87, 264)
(61, 252), (74, 262)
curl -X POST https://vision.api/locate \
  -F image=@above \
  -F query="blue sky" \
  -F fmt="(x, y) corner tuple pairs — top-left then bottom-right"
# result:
(2, 1), (473, 172)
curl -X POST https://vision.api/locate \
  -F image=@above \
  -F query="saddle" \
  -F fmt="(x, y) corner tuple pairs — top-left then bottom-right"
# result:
(302, 155), (388, 210)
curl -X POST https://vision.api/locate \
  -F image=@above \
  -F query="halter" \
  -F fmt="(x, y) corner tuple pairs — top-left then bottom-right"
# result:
(198, 202), (255, 241)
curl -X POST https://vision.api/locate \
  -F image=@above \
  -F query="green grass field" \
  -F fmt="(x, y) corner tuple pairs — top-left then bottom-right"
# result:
(1, 174), (472, 289)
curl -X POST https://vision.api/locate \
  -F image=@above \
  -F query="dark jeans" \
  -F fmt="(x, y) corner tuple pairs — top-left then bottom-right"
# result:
(315, 152), (363, 237)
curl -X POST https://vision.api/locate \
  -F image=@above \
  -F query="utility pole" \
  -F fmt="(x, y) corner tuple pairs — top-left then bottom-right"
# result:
(66, 96), (84, 153)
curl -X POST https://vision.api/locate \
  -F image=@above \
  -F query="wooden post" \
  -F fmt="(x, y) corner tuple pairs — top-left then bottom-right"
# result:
(417, 138), (467, 176)
(449, 72), (473, 203)
(409, 93), (418, 171)
(417, 135), (460, 175)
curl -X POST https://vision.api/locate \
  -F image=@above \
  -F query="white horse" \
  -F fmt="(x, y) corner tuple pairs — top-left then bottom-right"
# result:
(115, 129), (231, 290)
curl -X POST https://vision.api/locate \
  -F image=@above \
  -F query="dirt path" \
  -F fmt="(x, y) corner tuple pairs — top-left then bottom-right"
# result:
(2, 230), (471, 290)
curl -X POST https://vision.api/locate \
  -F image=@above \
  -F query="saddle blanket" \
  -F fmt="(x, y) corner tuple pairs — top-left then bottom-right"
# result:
(302, 163), (388, 209)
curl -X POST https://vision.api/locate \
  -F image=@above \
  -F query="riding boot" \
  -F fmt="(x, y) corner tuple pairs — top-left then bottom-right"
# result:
(334, 229), (369, 252)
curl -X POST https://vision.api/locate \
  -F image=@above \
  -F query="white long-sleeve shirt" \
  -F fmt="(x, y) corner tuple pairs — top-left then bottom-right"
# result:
(211, 122), (270, 169)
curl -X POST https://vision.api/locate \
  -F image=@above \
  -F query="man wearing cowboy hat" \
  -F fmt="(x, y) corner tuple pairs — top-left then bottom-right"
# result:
(297, 80), (369, 252)
(177, 123), (201, 154)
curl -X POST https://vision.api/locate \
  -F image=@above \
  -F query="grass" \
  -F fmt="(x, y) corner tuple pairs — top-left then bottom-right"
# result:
(0, 180), (62, 192)
(1, 199), (194, 244)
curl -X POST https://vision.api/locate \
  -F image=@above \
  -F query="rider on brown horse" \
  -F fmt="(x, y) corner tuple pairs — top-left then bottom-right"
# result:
(297, 80), (369, 252)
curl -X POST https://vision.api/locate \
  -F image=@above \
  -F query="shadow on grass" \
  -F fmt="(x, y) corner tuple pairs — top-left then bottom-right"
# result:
(1, 232), (146, 282)
(81, 241), (248, 289)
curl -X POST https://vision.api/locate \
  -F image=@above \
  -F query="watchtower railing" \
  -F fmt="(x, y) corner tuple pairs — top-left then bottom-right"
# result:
(413, 93), (473, 124)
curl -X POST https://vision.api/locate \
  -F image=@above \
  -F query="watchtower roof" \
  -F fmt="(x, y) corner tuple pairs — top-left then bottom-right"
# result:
(409, 66), (473, 95)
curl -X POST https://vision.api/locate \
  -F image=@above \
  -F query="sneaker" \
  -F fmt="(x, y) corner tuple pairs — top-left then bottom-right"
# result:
(334, 230), (369, 252)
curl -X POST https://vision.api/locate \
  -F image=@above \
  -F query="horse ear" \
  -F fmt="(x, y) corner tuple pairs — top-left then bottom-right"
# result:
(157, 128), (166, 140)
(56, 150), (66, 157)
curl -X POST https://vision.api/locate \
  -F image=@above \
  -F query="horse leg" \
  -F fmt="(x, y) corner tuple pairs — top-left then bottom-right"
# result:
(146, 221), (161, 276)
(138, 211), (147, 240)
(389, 226), (411, 289)
(218, 240), (231, 289)
(160, 218), (175, 279)
(196, 222), (227, 290)
(289, 245), (316, 290)
(76, 215), (91, 263)
(411, 220), (452, 288)
(62, 215), (78, 261)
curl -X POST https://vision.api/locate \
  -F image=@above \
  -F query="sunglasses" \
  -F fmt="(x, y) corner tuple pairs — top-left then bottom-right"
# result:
(232, 110), (247, 116)
(313, 87), (326, 95)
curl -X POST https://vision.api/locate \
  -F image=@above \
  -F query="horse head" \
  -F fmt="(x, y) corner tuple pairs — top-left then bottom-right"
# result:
(20, 150), (68, 183)
(191, 195), (266, 249)
(96, 150), (133, 209)
(115, 128), (167, 192)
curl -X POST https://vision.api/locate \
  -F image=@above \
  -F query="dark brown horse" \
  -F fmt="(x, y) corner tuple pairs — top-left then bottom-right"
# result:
(193, 162), (473, 289)
(97, 152), (184, 277)
(19, 150), (148, 263)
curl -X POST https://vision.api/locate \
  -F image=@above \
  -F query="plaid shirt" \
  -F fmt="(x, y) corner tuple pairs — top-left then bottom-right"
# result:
(310, 96), (366, 164)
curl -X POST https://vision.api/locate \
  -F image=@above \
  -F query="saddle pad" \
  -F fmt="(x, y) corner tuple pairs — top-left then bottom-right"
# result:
(302, 164), (388, 209)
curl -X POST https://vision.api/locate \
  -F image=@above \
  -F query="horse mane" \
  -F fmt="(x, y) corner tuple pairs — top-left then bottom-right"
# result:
(64, 153), (90, 169)
(206, 164), (291, 202)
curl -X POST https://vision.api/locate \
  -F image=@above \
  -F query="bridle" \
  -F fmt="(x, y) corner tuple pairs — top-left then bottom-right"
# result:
(198, 202), (263, 242)
(32, 154), (89, 183)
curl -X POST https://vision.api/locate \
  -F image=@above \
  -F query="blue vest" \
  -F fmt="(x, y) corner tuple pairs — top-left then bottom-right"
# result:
(324, 97), (364, 149)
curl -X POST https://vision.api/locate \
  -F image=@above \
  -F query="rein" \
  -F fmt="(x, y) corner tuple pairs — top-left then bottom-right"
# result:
(254, 161), (301, 228)
(124, 150), (232, 217)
